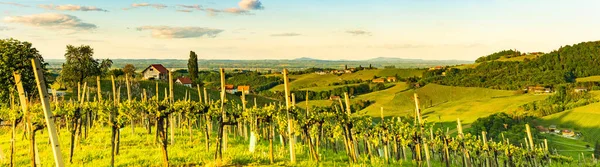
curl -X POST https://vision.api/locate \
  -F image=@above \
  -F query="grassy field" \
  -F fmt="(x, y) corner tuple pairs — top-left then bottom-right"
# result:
(540, 98), (600, 144)
(496, 54), (540, 62)
(269, 69), (423, 91)
(541, 134), (594, 158)
(576, 75), (600, 82)
(299, 84), (547, 124)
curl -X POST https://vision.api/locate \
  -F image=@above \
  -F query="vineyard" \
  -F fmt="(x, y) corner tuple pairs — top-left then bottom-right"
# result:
(0, 59), (598, 167)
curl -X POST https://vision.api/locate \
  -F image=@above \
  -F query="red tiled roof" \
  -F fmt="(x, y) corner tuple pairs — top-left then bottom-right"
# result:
(238, 85), (250, 91)
(177, 77), (193, 84)
(150, 64), (169, 74)
(225, 84), (235, 90)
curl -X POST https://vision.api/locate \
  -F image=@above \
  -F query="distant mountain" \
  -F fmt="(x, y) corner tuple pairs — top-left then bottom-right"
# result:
(367, 57), (420, 62)
(293, 57), (321, 61)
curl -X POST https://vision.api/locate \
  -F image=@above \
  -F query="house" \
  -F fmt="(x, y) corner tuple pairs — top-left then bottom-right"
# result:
(386, 76), (397, 82)
(176, 77), (193, 87)
(535, 126), (549, 133)
(225, 84), (236, 94)
(372, 78), (386, 83)
(575, 87), (588, 93)
(141, 64), (169, 80)
(527, 86), (552, 94)
(548, 125), (557, 133)
(330, 95), (341, 101)
(344, 70), (353, 74)
(315, 71), (327, 75)
(238, 85), (250, 94)
(562, 129), (575, 137)
(429, 66), (444, 71)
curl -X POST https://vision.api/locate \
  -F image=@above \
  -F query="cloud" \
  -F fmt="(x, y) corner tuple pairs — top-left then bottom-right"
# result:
(271, 33), (301, 37)
(177, 4), (202, 10)
(0, 2), (29, 7)
(136, 26), (224, 39)
(3, 13), (97, 30)
(346, 30), (371, 36)
(38, 4), (109, 12)
(176, 9), (192, 13)
(0, 26), (12, 31)
(238, 0), (263, 10)
(204, 8), (250, 16)
(123, 3), (167, 10)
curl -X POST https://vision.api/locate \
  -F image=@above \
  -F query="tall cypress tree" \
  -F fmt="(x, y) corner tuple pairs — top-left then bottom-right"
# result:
(188, 51), (199, 85)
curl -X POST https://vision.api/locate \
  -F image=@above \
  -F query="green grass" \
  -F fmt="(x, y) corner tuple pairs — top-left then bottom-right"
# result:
(576, 75), (600, 82)
(299, 84), (547, 124)
(376, 68), (424, 78)
(540, 100), (600, 144)
(541, 134), (593, 158)
(269, 69), (423, 92)
(496, 54), (539, 62)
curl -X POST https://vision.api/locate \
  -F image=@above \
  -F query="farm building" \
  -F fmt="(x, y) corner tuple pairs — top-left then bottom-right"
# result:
(372, 78), (386, 83)
(549, 125), (557, 132)
(238, 85), (250, 94)
(387, 76), (397, 82)
(176, 77), (193, 87)
(141, 64), (169, 80)
(562, 130), (575, 137)
(526, 86), (552, 94)
(575, 87), (588, 93)
(535, 126), (549, 133)
(225, 84), (236, 94)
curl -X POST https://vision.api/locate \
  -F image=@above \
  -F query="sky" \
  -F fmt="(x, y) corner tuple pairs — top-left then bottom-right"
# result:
(1, 0), (600, 61)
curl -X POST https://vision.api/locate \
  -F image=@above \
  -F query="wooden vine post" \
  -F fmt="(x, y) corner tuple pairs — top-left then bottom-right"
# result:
(14, 72), (37, 167)
(343, 92), (358, 162)
(169, 70), (175, 144)
(215, 68), (229, 160)
(126, 74), (134, 135)
(283, 69), (296, 163)
(31, 58), (65, 167)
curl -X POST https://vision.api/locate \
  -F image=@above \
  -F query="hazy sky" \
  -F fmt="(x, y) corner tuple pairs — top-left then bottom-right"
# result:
(1, 0), (600, 60)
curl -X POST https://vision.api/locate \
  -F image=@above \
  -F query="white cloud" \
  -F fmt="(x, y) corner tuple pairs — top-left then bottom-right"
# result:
(177, 4), (202, 10)
(271, 33), (301, 37)
(124, 3), (167, 10)
(3, 13), (97, 30)
(0, 2), (29, 7)
(136, 26), (224, 39)
(39, 4), (109, 12)
(204, 8), (250, 16)
(238, 0), (263, 10)
(176, 9), (192, 13)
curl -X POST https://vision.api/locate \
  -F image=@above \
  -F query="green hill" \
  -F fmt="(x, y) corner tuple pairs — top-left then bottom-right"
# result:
(270, 69), (423, 91)
(541, 91), (600, 143)
(298, 83), (546, 124)
(576, 75), (600, 82)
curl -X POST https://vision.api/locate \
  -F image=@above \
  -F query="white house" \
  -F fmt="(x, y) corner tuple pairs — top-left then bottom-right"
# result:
(141, 64), (169, 80)
(176, 77), (193, 87)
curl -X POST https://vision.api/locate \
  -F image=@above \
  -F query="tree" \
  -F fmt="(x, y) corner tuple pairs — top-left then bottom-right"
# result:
(100, 59), (113, 76)
(61, 45), (101, 87)
(123, 64), (136, 78)
(0, 38), (48, 104)
(188, 51), (200, 85)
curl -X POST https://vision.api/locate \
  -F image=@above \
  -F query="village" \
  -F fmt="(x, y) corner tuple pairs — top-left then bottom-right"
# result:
(536, 125), (581, 139)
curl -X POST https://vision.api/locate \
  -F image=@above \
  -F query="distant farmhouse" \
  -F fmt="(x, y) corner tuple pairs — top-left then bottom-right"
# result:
(387, 76), (397, 82)
(372, 78), (386, 83)
(142, 64), (169, 80)
(238, 85), (250, 94)
(176, 77), (193, 87)
(225, 84), (236, 94)
(525, 86), (552, 94)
